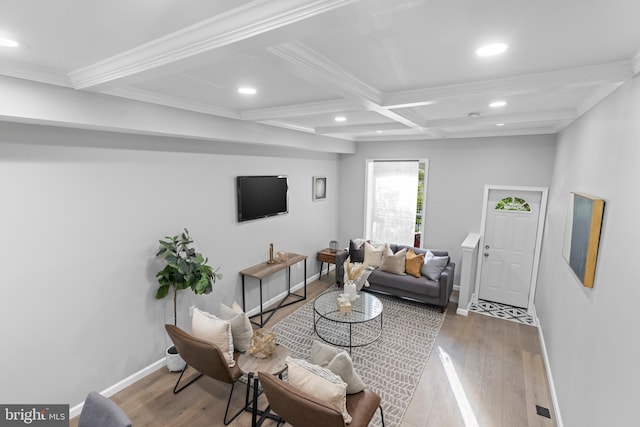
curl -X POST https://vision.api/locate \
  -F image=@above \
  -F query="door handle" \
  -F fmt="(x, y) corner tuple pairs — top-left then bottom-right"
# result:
(484, 252), (490, 257)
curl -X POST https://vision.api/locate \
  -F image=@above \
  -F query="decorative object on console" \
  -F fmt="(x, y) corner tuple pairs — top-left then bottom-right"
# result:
(562, 192), (605, 288)
(276, 251), (288, 263)
(249, 328), (276, 358)
(267, 242), (276, 264)
(154, 228), (222, 371)
(313, 176), (327, 201)
(329, 240), (339, 253)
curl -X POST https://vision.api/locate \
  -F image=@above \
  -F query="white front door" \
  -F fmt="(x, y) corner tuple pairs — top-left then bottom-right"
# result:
(478, 189), (542, 308)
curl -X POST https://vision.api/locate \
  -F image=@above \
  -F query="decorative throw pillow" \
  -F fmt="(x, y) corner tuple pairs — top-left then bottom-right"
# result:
(327, 351), (366, 394)
(217, 302), (253, 352)
(286, 357), (351, 423)
(310, 340), (341, 367)
(380, 247), (407, 275)
(310, 341), (365, 394)
(191, 307), (235, 367)
(349, 239), (366, 263)
(422, 251), (450, 281)
(363, 242), (386, 269)
(405, 249), (425, 278)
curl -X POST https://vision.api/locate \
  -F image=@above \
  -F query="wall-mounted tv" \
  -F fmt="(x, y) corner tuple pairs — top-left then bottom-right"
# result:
(236, 175), (289, 222)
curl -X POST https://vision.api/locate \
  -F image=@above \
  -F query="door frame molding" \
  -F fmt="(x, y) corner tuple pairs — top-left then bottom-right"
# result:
(472, 185), (549, 314)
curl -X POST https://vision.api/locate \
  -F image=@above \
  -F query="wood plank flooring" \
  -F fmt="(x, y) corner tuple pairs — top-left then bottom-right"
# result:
(71, 275), (556, 427)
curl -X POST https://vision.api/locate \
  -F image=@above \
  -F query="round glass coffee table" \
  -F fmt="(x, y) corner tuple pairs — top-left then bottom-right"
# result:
(313, 290), (383, 353)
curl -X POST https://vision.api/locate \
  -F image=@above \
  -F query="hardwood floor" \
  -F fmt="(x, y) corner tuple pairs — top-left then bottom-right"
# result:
(71, 275), (556, 427)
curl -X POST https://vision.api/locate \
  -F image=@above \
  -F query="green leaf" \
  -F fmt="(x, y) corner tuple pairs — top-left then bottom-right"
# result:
(155, 285), (170, 299)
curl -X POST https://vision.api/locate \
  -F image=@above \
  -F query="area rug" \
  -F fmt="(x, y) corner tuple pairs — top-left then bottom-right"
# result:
(271, 290), (446, 427)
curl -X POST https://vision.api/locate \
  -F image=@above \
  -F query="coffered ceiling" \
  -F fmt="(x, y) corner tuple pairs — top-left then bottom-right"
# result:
(1, 0), (639, 142)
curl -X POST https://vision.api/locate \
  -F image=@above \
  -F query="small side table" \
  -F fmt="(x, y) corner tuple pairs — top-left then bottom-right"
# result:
(238, 345), (291, 427)
(317, 248), (346, 281)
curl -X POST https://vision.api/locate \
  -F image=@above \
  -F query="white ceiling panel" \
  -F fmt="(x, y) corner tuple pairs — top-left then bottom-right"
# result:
(1, 0), (639, 145)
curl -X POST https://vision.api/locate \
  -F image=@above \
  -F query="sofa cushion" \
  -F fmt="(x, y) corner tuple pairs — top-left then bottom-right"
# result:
(349, 239), (366, 263)
(422, 251), (450, 280)
(363, 242), (386, 268)
(369, 269), (441, 298)
(380, 247), (407, 275)
(405, 249), (425, 278)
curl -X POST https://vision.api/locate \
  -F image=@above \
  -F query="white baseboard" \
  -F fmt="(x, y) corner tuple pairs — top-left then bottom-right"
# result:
(69, 357), (166, 419)
(453, 284), (460, 291)
(456, 307), (468, 316)
(535, 308), (564, 427)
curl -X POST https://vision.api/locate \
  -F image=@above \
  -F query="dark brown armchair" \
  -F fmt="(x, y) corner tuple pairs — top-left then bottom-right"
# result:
(258, 371), (384, 427)
(165, 324), (248, 425)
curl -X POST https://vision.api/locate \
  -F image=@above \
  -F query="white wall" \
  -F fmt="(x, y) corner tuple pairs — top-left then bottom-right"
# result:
(0, 122), (339, 407)
(535, 75), (640, 426)
(337, 135), (557, 284)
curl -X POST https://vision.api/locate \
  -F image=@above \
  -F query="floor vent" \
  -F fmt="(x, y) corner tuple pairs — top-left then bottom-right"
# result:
(536, 405), (551, 418)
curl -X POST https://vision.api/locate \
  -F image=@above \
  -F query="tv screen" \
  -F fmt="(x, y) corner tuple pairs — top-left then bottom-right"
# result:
(236, 175), (289, 222)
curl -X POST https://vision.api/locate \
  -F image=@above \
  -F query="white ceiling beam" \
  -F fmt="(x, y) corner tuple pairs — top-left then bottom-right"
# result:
(383, 61), (633, 108)
(68, 0), (359, 90)
(103, 87), (240, 119)
(267, 41), (382, 103)
(267, 41), (426, 130)
(422, 109), (577, 129)
(241, 99), (359, 121)
(315, 122), (407, 134)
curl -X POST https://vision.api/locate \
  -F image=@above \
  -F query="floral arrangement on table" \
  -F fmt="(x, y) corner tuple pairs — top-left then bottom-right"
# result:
(343, 257), (370, 301)
(345, 257), (366, 282)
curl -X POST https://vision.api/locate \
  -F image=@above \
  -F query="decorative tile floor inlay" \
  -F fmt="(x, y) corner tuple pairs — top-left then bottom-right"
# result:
(468, 299), (537, 326)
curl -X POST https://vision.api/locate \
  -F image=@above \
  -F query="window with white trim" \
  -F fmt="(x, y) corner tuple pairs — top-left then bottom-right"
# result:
(365, 159), (427, 246)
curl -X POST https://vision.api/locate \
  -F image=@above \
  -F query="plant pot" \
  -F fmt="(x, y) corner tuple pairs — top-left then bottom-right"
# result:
(165, 345), (186, 372)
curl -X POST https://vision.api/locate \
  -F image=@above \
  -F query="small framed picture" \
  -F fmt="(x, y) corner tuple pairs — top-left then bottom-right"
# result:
(313, 176), (327, 201)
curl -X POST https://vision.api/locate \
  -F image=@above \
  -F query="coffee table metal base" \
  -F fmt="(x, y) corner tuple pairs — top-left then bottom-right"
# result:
(313, 310), (383, 354)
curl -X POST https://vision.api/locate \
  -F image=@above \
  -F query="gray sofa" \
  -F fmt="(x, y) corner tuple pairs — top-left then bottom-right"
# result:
(335, 243), (455, 313)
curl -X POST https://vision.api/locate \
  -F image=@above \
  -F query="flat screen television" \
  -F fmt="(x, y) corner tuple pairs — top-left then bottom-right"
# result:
(236, 175), (289, 222)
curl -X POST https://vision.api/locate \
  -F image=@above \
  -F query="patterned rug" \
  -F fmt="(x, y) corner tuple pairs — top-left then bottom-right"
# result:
(468, 299), (537, 326)
(271, 290), (446, 427)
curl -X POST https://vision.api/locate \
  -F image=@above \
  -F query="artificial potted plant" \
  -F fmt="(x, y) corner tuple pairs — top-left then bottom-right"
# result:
(155, 228), (222, 371)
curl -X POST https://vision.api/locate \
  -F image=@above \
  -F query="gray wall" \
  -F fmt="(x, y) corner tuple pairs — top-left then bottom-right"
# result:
(337, 135), (558, 284)
(536, 75), (640, 426)
(0, 123), (339, 407)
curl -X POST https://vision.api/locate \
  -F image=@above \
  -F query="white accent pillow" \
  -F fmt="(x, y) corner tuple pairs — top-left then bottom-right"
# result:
(218, 302), (253, 352)
(286, 357), (351, 423)
(422, 251), (449, 281)
(363, 242), (386, 268)
(191, 307), (235, 367)
(310, 341), (365, 394)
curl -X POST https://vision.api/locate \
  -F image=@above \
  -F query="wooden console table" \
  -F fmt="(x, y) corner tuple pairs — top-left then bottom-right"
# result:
(239, 253), (307, 327)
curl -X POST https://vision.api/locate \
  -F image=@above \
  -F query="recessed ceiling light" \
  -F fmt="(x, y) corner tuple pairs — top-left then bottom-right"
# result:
(376, 130), (383, 133)
(489, 100), (507, 108)
(237, 87), (257, 95)
(496, 123), (505, 127)
(334, 116), (347, 122)
(0, 37), (19, 48)
(476, 43), (508, 57)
